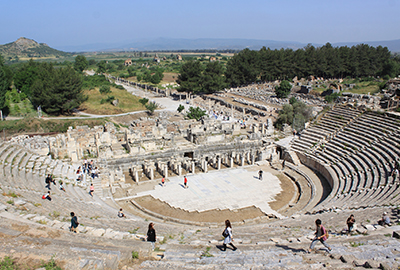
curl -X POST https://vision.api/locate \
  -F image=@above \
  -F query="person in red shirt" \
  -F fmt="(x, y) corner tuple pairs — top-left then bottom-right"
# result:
(184, 176), (188, 189)
(89, 183), (94, 197)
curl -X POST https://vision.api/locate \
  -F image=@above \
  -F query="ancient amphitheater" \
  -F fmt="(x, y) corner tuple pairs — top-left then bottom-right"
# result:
(1, 81), (400, 269)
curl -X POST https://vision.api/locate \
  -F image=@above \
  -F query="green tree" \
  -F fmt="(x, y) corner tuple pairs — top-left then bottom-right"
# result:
(30, 65), (86, 115)
(201, 61), (227, 93)
(74, 55), (88, 72)
(177, 104), (185, 113)
(13, 59), (40, 97)
(139, 98), (149, 106)
(274, 100), (311, 131)
(145, 101), (158, 115)
(275, 80), (292, 98)
(99, 85), (111, 94)
(0, 54), (12, 111)
(177, 60), (203, 94)
(186, 106), (206, 121)
(97, 60), (107, 74)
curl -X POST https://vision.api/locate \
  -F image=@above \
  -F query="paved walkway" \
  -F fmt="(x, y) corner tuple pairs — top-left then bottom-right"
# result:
(135, 167), (283, 217)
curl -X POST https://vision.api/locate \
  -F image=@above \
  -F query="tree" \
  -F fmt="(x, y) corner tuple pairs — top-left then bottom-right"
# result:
(0, 54), (12, 111)
(13, 59), (40, 97)
(275, 80), (292, 98)
(139, 98), (149, 106)
(201, 62), (227, 93)
(99, 85), (111, 94)
(177, 60), (203, 94)
(145, 101), (158, 115)
(74, 55), (88, 73)
(274, 100), (311, 131)
(96, 60), (107, 74)
(177, 104), (185, 113)
(30, 65), (86, 115)
(186, 106), (206, 121)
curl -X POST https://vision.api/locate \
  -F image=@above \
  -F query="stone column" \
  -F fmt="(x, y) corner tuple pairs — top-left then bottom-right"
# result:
(164, 165), (168, 178)
(191, 162), (195, 174)
(204, 160), (208, 173)
(261, 123), (265, 135)
(178, 164), (182, 176)
(150, 167), (154, 181)
(251, 153), (255, 165)
(241, 155), (245, 166)
(217, 157), (221, 170)
(134, 169), (139, 183)
(230, 157), (234, 168)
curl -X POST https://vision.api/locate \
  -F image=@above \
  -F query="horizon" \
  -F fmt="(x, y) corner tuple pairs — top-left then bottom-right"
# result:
(1, 0), (399, 51)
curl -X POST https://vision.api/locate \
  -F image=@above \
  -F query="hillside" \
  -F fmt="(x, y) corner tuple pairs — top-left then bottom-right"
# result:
(0, 37), (70, 61)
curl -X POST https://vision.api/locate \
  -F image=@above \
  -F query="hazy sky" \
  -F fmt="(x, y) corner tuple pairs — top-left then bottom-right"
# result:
(1, 0), (399, 48)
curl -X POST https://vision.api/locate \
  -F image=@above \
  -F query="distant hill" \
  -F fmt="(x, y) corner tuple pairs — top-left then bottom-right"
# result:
(0, 37), (70, 61)
(56, 37), (400, 53)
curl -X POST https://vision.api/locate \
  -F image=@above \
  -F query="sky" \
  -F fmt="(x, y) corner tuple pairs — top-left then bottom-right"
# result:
(1, 0), (399, 49)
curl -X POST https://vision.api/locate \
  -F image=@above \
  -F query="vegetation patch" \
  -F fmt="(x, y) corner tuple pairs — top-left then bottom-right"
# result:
(79, 86), (143, 115)
(0, 118), (107, 137)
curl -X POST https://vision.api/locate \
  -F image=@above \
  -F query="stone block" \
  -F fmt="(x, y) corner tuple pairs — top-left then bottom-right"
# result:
(0, 203), (8, 211)
(14, 199), (27, 206)
(393, 231), (400, 239)
(340, 255), (356, 263)
(364, 259), (380, 268)
(364, 224), (376, 231)
(88, 228), (105, 237)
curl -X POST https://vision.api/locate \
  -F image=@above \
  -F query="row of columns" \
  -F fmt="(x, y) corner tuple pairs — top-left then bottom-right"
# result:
(130, 151), (258, 182)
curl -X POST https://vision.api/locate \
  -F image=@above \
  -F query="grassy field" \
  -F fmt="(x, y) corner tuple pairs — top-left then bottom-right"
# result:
(311, 80), (381, 95)
(79, 86), (145, 115)
(0, 118), (107, 137)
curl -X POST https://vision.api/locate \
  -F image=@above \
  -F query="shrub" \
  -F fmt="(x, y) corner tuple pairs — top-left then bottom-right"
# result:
(100, 96), (115, 104)
(99, 85), (111, 94)
(132, 251), (139, 259)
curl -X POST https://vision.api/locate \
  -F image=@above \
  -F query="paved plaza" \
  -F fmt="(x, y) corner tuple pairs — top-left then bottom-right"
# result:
(135, 167), (283, 217)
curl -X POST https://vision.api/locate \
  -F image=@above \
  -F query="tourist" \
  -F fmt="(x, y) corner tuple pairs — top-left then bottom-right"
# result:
(45, 174), (51, 190)
(59, 181), (66, 192)
(147, 222), (156, 250)
(42, 191), (52, 201)
(89, 183), (94, 197)
(118, 208), (125, 218)
(378, 212), (391, 226)
(391, 168), (399, 181)
(282, 160), (286, 170)
(49, 174), (56, 186)
(161, 177), (165, 187)
(346, 214), (355, 234)
(70, 212), (79, 233)
(258, 170), (263, 181)
(184, 176), (188, 189)
(222, 220), (237, 251)
(308, 219), (331, 253)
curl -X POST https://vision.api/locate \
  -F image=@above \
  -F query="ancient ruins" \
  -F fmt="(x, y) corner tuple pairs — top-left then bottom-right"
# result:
(1, 76), (400, 269)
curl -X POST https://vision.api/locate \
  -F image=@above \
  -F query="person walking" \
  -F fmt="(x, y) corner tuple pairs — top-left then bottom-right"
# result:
(70, 212), (79, 233)
(45, 174), (51, 190)
(184, 176), (188, 189)
(346, 214), (355, 234)
(59, 181), (66, 192)
(161, 177), (165, 187)
(147, 222), (156, 250)
(89, 183), (94, 197)
(222, 220), (237, 251)
(308, 219), (331, 253)
(258, 170), (263, 181)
